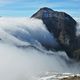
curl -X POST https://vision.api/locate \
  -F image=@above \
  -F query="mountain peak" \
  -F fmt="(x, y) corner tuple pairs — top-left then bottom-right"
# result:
(39, 7), (54, 11)
(31, 7), (54, 19)
(31, 7), (74, 21)
(31, 7), (80, 60)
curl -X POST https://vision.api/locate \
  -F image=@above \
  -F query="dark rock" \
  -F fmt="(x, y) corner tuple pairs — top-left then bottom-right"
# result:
(61, 75), (80, 80)
(69, 35), (80, 61)
(31, 7), (79, 60)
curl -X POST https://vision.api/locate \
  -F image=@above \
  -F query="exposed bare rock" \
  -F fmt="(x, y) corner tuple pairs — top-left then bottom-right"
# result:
(31, 7), (80, 60)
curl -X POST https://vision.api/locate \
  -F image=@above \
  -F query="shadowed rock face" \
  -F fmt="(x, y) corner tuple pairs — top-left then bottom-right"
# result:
(31, 7), (80, 60)
(70, 35), (80, 61)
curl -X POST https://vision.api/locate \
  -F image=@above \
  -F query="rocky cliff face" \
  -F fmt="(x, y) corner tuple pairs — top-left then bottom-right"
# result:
(31, 7), (80, 61)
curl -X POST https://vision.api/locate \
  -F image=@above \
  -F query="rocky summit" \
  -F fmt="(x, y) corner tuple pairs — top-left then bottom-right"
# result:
(31, 7), (80, 61)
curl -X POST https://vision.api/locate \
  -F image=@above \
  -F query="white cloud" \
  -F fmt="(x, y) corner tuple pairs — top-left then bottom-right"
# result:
(0, 17), (79, 80)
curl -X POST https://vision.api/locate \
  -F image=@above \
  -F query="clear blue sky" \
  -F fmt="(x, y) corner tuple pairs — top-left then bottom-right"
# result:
(0, 0), (80, 18)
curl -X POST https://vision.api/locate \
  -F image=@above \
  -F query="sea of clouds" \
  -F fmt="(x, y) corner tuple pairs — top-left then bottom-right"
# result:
(0, 17), (80, 80)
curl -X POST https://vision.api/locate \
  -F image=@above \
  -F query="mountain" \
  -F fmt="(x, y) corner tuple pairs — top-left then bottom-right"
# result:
(31, 7), (80, 61)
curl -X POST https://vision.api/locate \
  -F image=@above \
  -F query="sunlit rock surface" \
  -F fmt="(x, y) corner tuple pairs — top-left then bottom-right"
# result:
(38, 72), (80, 80)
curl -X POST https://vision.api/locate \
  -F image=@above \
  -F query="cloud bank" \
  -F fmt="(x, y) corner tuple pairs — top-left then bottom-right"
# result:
(0, 17), (80, 80)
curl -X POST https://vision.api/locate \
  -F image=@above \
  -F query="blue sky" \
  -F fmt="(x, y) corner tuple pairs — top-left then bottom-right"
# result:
(0, 0), (80, 18)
